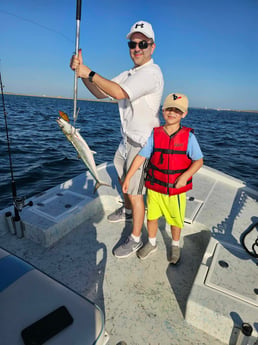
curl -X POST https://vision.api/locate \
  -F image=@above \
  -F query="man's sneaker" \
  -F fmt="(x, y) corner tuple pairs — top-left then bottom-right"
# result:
(114, 236), (143, 258)
(107, 206), (132, 223)
(169, 245), (181, 264)
(137, 241), (158, 260)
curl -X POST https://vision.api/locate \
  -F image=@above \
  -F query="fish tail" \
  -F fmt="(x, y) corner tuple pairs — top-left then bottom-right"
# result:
(59, 110), (70, 122)
(94, 181), (111, 194)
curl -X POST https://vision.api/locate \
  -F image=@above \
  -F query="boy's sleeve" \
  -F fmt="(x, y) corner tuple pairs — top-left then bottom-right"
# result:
(138, 132), (154, 159)
(187, 133), (203, 161)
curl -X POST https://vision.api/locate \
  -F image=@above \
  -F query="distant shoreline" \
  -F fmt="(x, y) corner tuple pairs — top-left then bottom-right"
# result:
(3, 92), (258, 113)
(3, 92), (117, 104)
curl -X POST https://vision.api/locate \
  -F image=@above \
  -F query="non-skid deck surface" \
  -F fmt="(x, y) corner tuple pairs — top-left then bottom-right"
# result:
(0, 213), (224, 345)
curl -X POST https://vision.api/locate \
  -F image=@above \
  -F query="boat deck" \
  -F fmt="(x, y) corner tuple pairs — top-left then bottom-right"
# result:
(0, 163), (257, 345)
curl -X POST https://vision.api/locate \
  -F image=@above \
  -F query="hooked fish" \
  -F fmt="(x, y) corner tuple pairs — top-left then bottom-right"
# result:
(57, 111), (110, 193)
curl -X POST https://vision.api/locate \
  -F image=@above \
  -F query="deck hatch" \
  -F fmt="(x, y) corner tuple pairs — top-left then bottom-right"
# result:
(205, 243), (257, 307)
(29, 191), (88, 222)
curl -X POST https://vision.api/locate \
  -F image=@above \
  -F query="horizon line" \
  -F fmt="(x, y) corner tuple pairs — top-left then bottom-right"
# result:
(3, 92), (258, 113)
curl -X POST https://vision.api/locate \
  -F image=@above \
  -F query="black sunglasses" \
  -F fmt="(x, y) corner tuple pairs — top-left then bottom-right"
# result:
(128, 40), (153, 50)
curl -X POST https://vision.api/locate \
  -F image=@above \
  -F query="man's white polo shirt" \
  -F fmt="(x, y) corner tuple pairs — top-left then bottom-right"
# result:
(112, 59), (164, 158)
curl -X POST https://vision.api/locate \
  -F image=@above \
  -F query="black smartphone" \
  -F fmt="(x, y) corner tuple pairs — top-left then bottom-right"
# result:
(21, 306), (73, 345)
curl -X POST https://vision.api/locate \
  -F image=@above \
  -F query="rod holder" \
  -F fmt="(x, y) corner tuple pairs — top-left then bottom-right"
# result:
(235, 323), (253, 345)
(5, 211), (16, 235)
(14, 218), (24, 239)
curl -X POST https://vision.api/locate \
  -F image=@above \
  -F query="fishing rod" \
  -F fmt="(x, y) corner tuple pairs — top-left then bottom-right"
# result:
(73, 0), (82, 124)
(0, 71), (22, 232)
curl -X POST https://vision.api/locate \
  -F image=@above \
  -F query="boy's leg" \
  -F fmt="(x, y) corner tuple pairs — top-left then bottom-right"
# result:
(148, 218), (159, 239)
(147, 218), (159, 246)
(165, 193), (186, 265)
(171, 226), (181, 242)
(169, 225), (181, 264)
(137, 219), (158, 260)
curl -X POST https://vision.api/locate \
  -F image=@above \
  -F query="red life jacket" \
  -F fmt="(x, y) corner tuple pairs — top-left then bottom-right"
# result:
(145, 126), (193, 195)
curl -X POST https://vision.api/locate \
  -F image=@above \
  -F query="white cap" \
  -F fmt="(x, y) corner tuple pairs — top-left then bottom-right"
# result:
(126, 21), (155, 41)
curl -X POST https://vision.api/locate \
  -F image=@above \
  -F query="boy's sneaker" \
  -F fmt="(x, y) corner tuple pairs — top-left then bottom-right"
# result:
(137, 241), (158, 260)
(169, 245), (180, 264)
(114, 236), (143, 258)
(107, 206), (132, 223)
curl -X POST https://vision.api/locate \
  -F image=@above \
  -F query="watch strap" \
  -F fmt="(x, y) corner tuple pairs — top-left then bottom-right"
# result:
(88, 71), (96, 82)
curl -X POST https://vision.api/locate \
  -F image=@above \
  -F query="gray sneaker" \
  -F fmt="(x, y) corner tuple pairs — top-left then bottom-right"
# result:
(169, 245), (181, 264)
(107, 206), (132, 223)
(114, 236), (143, 258)
(137, 241), (158, 260)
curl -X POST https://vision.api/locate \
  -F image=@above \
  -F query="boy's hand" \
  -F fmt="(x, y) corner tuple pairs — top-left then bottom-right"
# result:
(174, 175), (188, 189)
(175, 159), (204, 189)
(122, 155), (145, 194)
(122, 177), (130, 193)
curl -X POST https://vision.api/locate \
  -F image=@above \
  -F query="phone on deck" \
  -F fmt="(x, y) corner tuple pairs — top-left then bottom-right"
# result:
(21, 305), (73, 345)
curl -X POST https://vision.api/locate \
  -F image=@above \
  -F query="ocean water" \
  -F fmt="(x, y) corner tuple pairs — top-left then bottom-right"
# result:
(0, 94), (257, 211)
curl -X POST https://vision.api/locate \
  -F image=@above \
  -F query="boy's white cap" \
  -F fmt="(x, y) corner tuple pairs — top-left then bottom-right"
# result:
(126, 21), (155, 41)
(163, 93), (189, 113)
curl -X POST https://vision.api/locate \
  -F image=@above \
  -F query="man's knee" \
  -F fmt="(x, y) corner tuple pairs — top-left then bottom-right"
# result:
(128, 194), (144, 204)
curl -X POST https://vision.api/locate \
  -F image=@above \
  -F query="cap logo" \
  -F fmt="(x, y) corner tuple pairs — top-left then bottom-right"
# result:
(135, 23), (144, 29)
(173, 94), (182, 100)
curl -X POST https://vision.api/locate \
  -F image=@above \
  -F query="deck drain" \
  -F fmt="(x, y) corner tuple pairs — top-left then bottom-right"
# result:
(56, 193), (63, 196)
(65, 204), (72, 209)
(218, 260), (229, 268)
(37, 203), (45, 207)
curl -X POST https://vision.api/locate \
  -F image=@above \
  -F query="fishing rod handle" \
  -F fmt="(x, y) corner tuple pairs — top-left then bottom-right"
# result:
(76, 0), (82, 21)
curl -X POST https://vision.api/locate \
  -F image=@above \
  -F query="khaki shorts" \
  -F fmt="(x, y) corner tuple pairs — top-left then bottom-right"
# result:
(147, 189), (186, 228)
(114, 140), (148, 195)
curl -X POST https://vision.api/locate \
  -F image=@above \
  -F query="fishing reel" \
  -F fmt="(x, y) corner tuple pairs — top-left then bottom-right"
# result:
(14, 196), (33, 212)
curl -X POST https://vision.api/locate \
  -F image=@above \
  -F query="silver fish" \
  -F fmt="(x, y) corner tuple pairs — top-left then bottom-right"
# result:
(57, 111), (110, 192)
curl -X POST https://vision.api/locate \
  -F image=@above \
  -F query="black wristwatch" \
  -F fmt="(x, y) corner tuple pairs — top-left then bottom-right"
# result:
(88, 71), (96, 83)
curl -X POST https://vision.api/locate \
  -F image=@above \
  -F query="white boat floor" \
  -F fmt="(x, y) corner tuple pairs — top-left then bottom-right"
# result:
(0, 214), (225, 345)
(1, 163), (257, 345)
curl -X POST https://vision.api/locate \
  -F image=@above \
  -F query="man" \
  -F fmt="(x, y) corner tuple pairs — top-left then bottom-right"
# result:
(70, 20), (164, 258)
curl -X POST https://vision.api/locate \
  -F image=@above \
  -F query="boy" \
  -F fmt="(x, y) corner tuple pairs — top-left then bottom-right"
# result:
(122, 93), (203, 264)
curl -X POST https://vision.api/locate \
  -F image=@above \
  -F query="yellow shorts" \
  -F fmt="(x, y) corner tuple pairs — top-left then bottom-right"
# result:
(147, 189), (186, 228)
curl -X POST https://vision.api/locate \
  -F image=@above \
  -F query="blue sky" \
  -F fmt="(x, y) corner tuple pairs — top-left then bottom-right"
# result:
(0, 0), (257, 110)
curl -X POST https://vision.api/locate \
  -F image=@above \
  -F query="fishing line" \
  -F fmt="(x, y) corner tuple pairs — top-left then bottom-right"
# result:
(0, 9), (73, 43)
